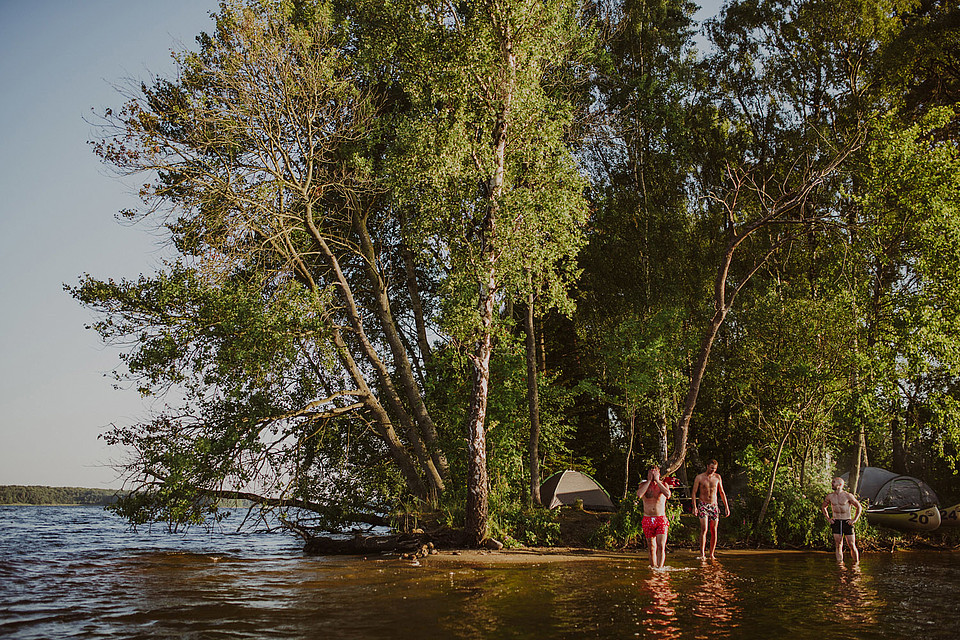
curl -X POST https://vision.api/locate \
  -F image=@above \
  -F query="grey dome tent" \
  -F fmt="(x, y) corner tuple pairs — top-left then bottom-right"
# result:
(841, 466), (941, 531)
(842, 466), (939, 508)
(539, 470), (616, 511)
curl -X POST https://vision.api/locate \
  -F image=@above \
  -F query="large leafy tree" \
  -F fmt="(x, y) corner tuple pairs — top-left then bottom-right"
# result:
(73, 0), (589, 544)
(355, 0), (590, 543)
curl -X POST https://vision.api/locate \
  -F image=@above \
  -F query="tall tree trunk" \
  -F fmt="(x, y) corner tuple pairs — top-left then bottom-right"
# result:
(524, 284), (542, 506)
(799, 436), (811, 489)
(850, 421), (866, 495)
(465, 274), (495, 545)
(464, 6), (517, 547)
(656, 375), (669, 465)
(892, 417), (907, 474)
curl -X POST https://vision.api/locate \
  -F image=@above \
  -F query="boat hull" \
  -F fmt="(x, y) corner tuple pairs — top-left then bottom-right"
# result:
(865, 505), (941, 531)
(939, 502), (960, 527)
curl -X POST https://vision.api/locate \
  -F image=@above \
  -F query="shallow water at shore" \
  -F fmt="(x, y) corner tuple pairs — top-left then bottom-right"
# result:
(2, 506), (959, 639)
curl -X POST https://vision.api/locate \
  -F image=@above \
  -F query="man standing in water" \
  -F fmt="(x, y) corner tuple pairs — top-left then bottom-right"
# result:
(637, 467), (672, 569)
(692, 459), (730, 560)
(821, 477), (863, 564)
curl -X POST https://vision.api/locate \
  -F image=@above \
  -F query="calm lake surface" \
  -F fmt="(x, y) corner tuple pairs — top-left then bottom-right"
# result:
(1, 506), (959, 639)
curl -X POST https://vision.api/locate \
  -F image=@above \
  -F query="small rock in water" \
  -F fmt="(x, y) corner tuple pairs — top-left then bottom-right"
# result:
(482, 538), (504, 551)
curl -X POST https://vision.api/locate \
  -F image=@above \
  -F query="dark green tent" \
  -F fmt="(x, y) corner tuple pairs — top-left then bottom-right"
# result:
(843, 467), (939, 508)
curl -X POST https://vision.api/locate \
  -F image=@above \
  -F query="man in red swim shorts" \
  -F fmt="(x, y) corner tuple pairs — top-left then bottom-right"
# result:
(636, 467), (672, 568)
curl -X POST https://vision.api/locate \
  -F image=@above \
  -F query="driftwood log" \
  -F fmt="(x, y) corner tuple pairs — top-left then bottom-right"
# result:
(303, 532), (430, 555)
(283, 517), (498, 555)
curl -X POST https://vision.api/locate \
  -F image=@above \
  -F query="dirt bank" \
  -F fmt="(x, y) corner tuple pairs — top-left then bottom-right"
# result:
(423, 546), (824, 565)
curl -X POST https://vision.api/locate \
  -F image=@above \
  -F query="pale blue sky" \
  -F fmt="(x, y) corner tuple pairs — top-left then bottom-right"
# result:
(0, 0), (722, 489)
(0, 0), (219, 488)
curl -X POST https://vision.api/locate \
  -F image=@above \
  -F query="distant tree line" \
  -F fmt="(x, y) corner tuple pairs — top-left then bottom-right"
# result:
(0, 486), (121, 506)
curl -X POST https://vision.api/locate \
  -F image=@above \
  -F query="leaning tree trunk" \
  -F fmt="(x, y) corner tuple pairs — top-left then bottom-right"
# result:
(665, 308), (727, 474)
(662, 142), (860, 475)
(756, 426), (792, 528)
(623, 406), (636, 500)
(356, 215), (450, 485)
(305, 209), (445, 500)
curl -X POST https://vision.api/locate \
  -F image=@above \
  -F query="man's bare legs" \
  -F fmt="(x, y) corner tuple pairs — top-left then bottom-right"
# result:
(833, 533), (860, 564)
(648, 535), (659, 568)
(698, 518), (708, 559)
(832, 532), (844, 562)
(845, 534), (859, 564)
(648, 533), (667, 568)
(698, 518), (719, 560)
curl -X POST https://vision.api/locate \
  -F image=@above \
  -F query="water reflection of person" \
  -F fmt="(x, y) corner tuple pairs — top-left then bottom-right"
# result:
(692, 560), (740, 631)
(641, 570), (682, 638)
(637, 467), (672, 569)
(833, 564), (878, 624)
(821, 477), (863, 564)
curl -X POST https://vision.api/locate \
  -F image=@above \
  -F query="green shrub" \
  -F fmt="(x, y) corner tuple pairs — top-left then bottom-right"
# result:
(727, 479), (832, 548)
(490, 504), (562, 547)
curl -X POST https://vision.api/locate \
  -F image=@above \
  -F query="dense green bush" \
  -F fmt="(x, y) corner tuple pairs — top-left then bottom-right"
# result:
(490, 504), (562, 547)
(728, 480), (831, 547)
(725, 446), (834, 548)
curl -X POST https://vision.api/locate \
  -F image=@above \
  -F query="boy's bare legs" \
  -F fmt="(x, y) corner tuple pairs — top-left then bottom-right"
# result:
(833, 533), (845, 562)
(655, 533), (668, 568)
(708, 520), (719, 559)
(845, 534), (859, 564)
(698, 518), (708, 560)
(647, 536), (659, 568)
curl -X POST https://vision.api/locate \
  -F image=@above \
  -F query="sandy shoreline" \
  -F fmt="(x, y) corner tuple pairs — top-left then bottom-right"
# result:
(422, 546), (825, 564)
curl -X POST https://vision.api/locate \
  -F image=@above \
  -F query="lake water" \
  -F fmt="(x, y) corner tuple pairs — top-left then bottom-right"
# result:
(1, 506), (959, 639)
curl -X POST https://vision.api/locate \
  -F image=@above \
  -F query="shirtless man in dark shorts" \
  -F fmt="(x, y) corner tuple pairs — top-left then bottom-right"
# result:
(636, 467), (672, 568)
(691, 459), (730, 560)
(821, 477), (863, 564)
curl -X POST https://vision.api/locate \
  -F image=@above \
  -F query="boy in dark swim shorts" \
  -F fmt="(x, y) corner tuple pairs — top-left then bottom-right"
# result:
(637, 467), (672, 568)
(831, 518), (855, 536)
(822, 477), (862, 564)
